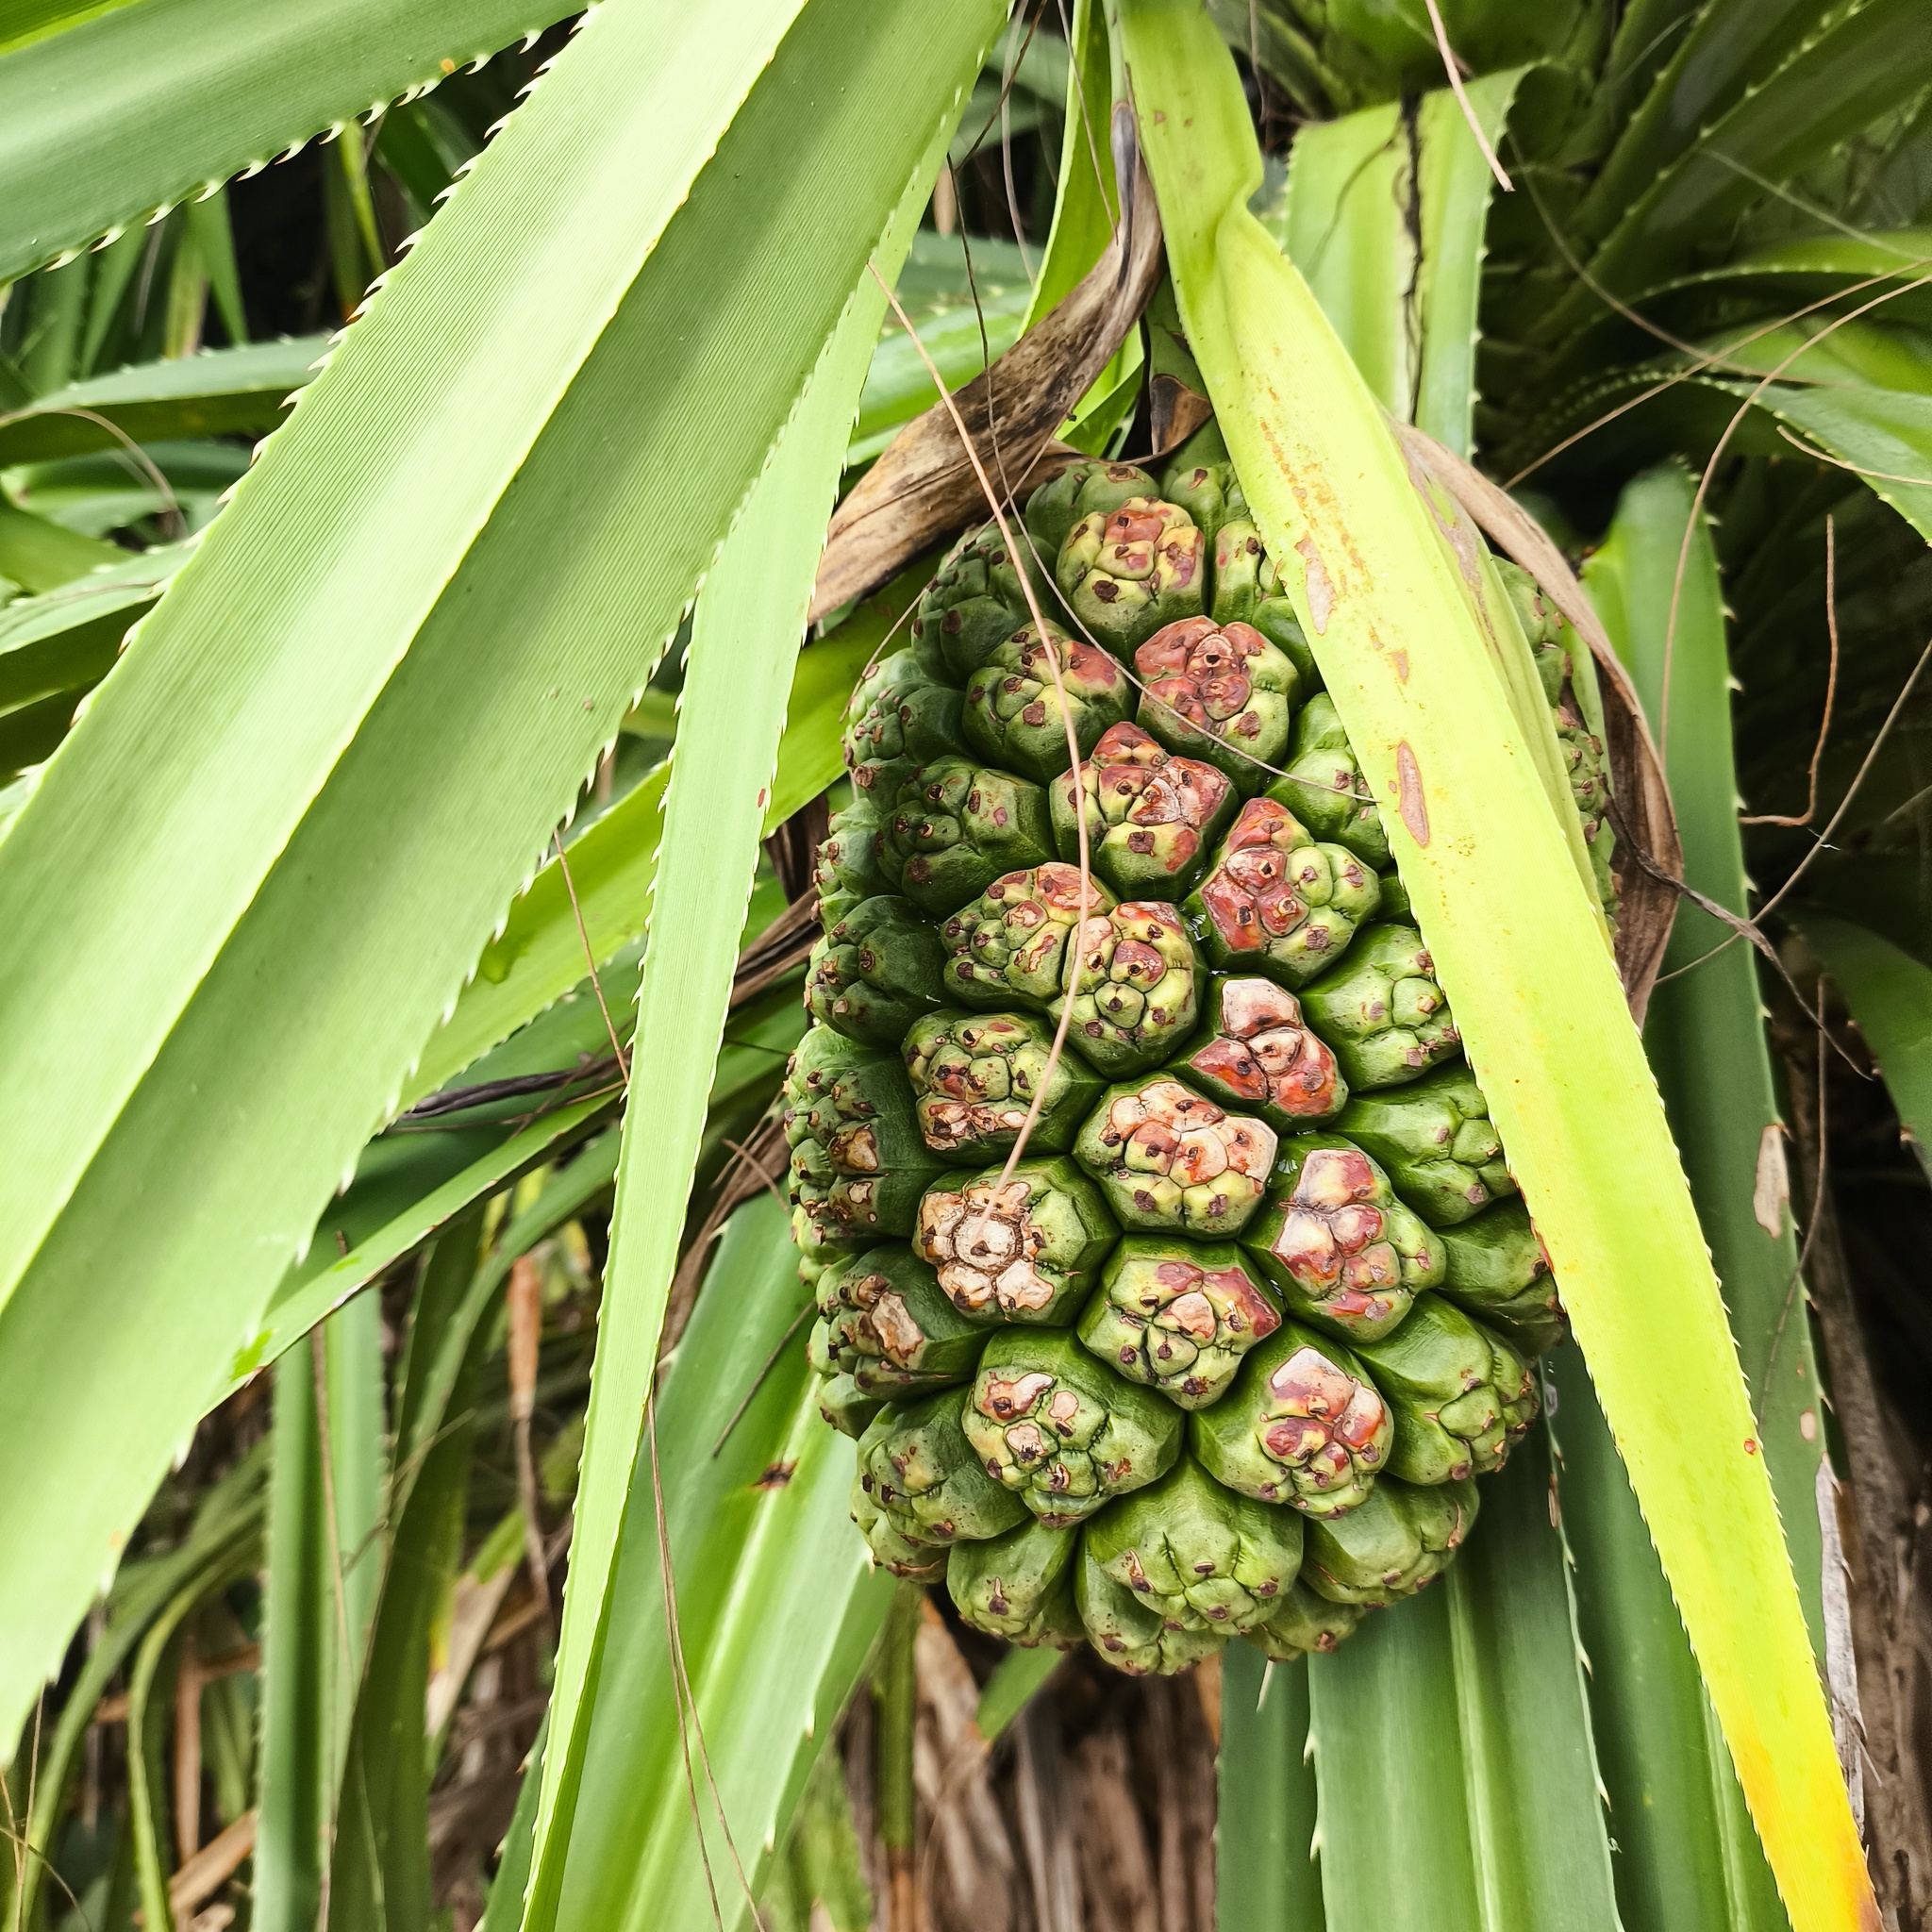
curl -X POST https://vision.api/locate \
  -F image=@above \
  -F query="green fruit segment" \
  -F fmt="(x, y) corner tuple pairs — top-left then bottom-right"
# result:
(1438, 1200), (1567, 1357)
(813, 799), (890, 932)
(1083, 1456), (1304, 1635)
(808, 896), (945, 1046)
(816, 1371), (884, 1441)
(1159, 451), (1248, 541)
(1298, 923), (1461, 1089)
(1353, 1295), (1540, 1485)
(814, 1244), (987, 1395)
(1268, 694), (1388, 865)
(1074, 1543), (1228, 1677)
(783, 1026), (945, 1246)
(878, 758), (1056, 917)
(1024, 459), (1158, 563)
(1074, 1074), (1276, 1239)
(1333, 1061), (1515, 1226)
(1058, 496), (1208, 657)
(850, 1470), (947, 1581)
(1186, 797), (1381, 988)
(1078, 1237), (1281, 1408)
(841, 647), (965, 787)
(901, 1008), (1103, 1163)
(1303, 1475), (1479, 1607)
(963, 622), (1132, 785)
(1190, 1319), (1391, 1516)
(1243, 1579), (1362, 1658)
(939, 863), (1112, 1010)
(947, 1516), (1083, 1647)
(1171, 974), (1347, 1131)
(858, 1392), (1032, 1547)
(1054, 899), (1205, 1076)
(1133, 617), (1299, 791)
(913, 519), (1060, 683)
(914, 1157), (1117, 1324)
(962, 1329), (1181, 1526)
(1208, 521), (1318, 688)
(1241, 1134), (1444, 1343)
(1050, 721), (1237, 900)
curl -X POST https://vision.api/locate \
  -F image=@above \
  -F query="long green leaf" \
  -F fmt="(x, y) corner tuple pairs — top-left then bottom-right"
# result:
(1791, 910), (1932, 1178)
(1640, 232), (1932, 334)
(255, 1352), (329, 1932)
(1733, 378), (1932, 545)
(1307, 1591), (1480, 1930)
(1277, 72), (1523, 453)
(1024, 0), (1118, 333)
(480, 1713), (549, 1932)
(0, 0), (576, 283)
(0, 497), (121, 591)
(1581, 0), (1932, 304)
(325, 1213), (484, 1929)
(0, 541), (184, 774)
(0, 336), (325, 462)
(1551, 1348), (1790, 1930)
(223, 1101), (613, 1400)
(1218, 1642), (1324, 1932)
(0, 0), (985, 1749)
(1571, 0), (1839, 249)
(1117, 7), (1870, 1925)
(974, 1648), (1062, 1743)
(1411, 75), (1525, 458)
(521, 14), (1002, 1903)
(125, 1536), (262, 1931)
(404, 590), (907, 1112)
(1308, 1437), (1621, 1931)
(321, 1291), (387, 1785)
(1278, 99), (1416, 420)
(1440, 1434), (1622, 1927)
(1519, 358), (1932, 544)
(1587, 462), (1827, 1648)
(541, 1196), (892, 1928)
(1270, 60), (1613, 1929)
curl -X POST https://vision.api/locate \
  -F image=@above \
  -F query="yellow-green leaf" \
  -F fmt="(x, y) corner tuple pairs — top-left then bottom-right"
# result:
(1114, 5), (1870, 1926)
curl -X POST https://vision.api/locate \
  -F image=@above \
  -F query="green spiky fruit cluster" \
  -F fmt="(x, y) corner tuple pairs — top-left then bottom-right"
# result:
(793, 439), (1584, 1676)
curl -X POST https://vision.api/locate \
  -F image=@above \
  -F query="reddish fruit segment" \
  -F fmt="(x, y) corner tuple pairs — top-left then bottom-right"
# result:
(922, 1180), (1060, 1314)
(962, 1331), (1183, 1527)
(1241, 1137), (1444, 1344)
(1176, 975), (1346, 1129)
(1074, 1074), (1276, 1239)
(1051, 720), (1236, 899)
(1056, 900), (1205, 1077)
(1272, 1149), (1405, 1318)
(1133, 616), (1299, 791)
(1262, 1348), (1389, 1471)
(963, 622), (1133, 785)
(1187, 797), (1380, 988)
(900, 1008), (1103, 1163)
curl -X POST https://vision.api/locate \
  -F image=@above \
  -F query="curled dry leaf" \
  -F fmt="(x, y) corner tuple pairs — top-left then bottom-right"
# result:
(1391, 423), (1682, 1024)
(810, 110), (1166, 624)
